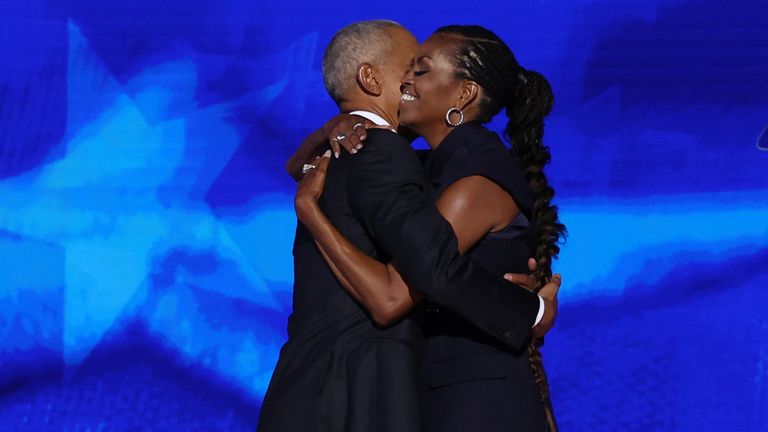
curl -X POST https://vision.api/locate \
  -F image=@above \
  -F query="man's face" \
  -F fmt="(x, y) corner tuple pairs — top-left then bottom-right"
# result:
(376, 27), (418, 124)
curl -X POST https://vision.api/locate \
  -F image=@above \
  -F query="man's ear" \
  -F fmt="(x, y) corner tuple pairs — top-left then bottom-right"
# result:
(356, 63), (382, 96)
(456, 81), (480, 111)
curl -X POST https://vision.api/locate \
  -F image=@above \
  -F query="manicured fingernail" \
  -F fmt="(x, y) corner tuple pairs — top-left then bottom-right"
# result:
(351, 148), (357, 154)
(335, 151), (340, 158)
(323, 150), (331, 158)
(356, 144), (363, 150)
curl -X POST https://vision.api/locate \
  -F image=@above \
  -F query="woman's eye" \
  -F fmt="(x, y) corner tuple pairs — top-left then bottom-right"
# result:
(414, 70), (428, 76)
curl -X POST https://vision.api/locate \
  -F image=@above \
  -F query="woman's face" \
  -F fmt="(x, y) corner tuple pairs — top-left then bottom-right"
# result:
(398, 33), (465, 142)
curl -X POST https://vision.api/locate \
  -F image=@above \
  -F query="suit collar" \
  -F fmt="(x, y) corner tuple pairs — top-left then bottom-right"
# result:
(424, 122), (483, 182)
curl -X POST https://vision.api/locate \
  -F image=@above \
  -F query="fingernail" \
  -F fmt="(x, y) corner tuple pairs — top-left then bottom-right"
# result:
(335, 151), (340, 159)
(356, 144), (363, 150)
(323, 150), (331, 158)
(351, 148), (357, 154)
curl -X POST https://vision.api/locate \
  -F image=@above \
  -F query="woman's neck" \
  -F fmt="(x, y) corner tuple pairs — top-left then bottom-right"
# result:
(420, 125), (456, 150)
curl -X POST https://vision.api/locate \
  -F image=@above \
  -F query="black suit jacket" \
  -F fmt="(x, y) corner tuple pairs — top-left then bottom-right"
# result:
(259, 128), (540, 432)
(342, 128), (539, 349)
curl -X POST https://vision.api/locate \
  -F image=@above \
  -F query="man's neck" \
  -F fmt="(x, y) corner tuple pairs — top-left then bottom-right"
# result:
(338, 100), (399, 129)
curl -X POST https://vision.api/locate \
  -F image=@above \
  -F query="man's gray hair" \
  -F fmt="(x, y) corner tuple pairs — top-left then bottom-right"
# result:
(322, 20), (405, 103)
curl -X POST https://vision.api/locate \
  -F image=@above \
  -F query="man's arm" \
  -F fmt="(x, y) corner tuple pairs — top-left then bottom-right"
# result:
(347, 131), (541, 349)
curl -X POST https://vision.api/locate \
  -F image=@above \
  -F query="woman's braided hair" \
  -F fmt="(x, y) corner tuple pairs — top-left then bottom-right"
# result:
(435, 25), (566, 431)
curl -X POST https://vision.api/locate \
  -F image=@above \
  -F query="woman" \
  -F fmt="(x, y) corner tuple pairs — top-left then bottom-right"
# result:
(296, 25), (565, 431)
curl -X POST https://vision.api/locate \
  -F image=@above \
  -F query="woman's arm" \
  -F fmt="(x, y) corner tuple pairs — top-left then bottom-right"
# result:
(286, 127), (327, 181)
(433, 175), (520, 252)
(295, 154), (414, 325)
(297, 197), (420, 326)
(297, 157), (519, 325)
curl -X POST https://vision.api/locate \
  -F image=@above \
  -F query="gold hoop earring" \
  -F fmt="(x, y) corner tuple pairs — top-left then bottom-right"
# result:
(445, 107), (464, 127)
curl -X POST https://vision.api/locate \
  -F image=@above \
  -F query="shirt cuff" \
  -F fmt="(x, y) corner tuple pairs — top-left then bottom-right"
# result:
(533, 295), (545, 327)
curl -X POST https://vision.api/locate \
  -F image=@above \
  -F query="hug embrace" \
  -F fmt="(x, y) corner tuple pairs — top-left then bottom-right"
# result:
(259, 20), (566, 432)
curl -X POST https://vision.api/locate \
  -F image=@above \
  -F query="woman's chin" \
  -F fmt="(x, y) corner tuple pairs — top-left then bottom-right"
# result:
(397, 110), (419, 129)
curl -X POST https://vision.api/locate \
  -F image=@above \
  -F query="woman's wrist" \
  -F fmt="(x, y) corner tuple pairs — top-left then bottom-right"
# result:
(295, 195), (321, 223)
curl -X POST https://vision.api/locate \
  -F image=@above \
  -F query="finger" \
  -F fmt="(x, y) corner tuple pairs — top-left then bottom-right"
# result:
(330, 138), (340, 159)
(528, 258), (537, 272)
(330, 120), (356, 143)
(319, 149), (332, 164)
(327, 126), (344, 155)
(315, 150), (332, 171)
(345, 134), (361, 153)
(539, 279), (560, 299)
(503, 273), (529, 286)
(329, 125), (356, 156)
(353, 122), (367, 144)
(301, 151), (330, 179)
(300, 159), (328, 186)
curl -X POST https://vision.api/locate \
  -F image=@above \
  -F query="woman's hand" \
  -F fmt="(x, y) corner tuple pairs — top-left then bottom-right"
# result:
(325, 114), (374, 158)
(295, 150), (332, 222)
(286, 114), (374, 181)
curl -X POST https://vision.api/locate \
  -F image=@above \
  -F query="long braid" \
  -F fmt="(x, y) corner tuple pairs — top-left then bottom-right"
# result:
(505, 69), (565, 289)
(436, 25), (567, 432)
(506, 67), (565, 432)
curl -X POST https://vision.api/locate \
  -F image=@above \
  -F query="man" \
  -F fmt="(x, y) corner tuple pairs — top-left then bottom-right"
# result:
(258, 20), (558, 432)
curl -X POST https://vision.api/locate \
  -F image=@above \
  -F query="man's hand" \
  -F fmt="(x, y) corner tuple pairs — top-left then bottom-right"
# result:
(502, 259), (561, 337)
(532, 274), (561, 338)
(503, 258), (538, 291)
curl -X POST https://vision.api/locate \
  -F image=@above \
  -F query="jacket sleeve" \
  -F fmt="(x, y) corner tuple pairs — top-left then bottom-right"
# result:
(347, 130), (539, 349)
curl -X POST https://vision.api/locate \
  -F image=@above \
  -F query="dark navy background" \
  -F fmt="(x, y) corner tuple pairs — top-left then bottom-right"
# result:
(1, 0), (766, 430)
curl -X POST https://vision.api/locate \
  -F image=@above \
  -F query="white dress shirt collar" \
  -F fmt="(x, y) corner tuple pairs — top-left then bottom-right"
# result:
(349, 110), (396, 131)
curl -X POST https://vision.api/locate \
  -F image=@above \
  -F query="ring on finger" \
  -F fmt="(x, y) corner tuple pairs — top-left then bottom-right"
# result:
(336, 133), (347, 142)
(352, 122), (364, 131)
(302, 163), (317, 174)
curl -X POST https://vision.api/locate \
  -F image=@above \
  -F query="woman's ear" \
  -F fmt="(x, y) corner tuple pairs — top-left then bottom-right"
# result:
(456, 81), (480, 111)
(356, 63), (382, 96)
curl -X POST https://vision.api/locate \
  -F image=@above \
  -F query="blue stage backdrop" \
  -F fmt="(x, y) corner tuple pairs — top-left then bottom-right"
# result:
(1, 0), (766, 430)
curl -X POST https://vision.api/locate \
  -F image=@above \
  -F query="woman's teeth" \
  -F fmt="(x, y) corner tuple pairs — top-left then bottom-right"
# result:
(401, 94), (416, 102)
